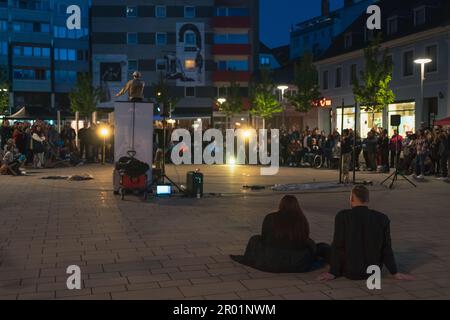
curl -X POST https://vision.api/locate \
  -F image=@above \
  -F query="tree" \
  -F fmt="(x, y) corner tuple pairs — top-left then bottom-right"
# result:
(250, 68), (282, 129)
(286, 52), (321, 113)
(352, 35), (394, 125)
(218, 80), (243, 128)
(153, 72), (179, 116)
(69, 73), (102, 119)
(0, 65), (9, 115)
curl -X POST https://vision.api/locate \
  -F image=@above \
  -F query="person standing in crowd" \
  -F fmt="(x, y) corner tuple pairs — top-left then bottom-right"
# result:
(31, 125), (46, 169)
(61, 123), (76, 153)
(318, 186), (415, 282)
(366, 131), (378, 171)
(78, 122), (90, 160)
(413, 130), (429, 179)
(378, 129), (390, 173)
(0, 120), (12, 150)
(341, 129), (352, 184)
(389, 130), (403, 169)
(88, 123), (99, 162)
(437, 131), (449, 181)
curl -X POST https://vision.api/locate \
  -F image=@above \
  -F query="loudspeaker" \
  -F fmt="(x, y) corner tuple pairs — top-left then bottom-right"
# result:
(390, 115), (401, 127)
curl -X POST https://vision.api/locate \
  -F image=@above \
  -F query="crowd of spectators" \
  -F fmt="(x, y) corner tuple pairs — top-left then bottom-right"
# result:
(0, 119), (114, 175)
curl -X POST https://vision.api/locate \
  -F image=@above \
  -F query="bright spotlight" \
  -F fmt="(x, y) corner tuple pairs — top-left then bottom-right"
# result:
(228, 157), (236, 166)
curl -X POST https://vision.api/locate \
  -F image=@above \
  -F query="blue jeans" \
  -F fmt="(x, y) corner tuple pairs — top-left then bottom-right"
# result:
(415, 153), (427, 175)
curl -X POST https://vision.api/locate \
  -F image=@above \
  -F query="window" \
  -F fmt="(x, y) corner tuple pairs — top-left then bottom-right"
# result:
(127, 32), (137, 44)
(344, 33), (352, 49)
(33, 47), (41, 56)
(335, 67), (342, 88)
(216, 7), (227, 16)
(156, 33), (167, 46)
(425, 45), (437, 73)
(322, 71), (329, 90)
(0, 20), (7, 31)
(155, 5), (166, 18)
(350, 64), (357, 84)
(414, 7), (426, 26)
(41, 23), (50, 33)
(23, 46), (32, 56)
(185, 32), (196, 46)
(77, 49), (84, 61)
(403, 50), (414, 77)
(185, 87), (196, 97)
(387, 17), (398, 35)
(67, 49), (76, 61)
(214, 33), (249, 44)
(260, 56), (270, 66)
(228, 8), (249, 16)
(184, 59), (196, 70)
(0, 41), (7, 55)
(128, 60), (137, 72)
(59, 48), (68, 60)
(216, 60), (248, 71)
(126, 6), (137, 17)
(156, 59), (166, 71)
(184, 6), (196, 18)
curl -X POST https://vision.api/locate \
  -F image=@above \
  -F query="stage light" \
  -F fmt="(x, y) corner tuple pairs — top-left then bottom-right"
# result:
(99, 127), (109, 138)
(217, 98), (226, 105)
(228, 156), (236, 166)
(243, 129), (251, 139)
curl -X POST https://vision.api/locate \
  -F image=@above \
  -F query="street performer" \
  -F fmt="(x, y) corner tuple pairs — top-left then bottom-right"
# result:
(116, 71), (145, 102)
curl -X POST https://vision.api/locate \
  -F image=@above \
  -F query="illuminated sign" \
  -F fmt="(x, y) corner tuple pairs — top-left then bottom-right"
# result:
(313, 98), (332, 108)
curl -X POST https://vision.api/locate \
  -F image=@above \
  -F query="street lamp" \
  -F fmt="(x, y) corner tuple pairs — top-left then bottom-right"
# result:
(414, 58), (432, 127)
(99, 126), (110, 165)
(277, 85), (289, 128)
(217, 97), (226, 105)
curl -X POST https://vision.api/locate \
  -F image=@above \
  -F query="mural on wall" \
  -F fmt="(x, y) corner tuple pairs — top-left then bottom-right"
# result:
(93, 55), (128, 108)
(163, 22), (205, 86)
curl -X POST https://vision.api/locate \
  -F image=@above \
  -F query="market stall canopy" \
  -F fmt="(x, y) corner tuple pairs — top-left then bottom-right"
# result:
(6, 106), (72, 120)
(434, 117), (450, 126)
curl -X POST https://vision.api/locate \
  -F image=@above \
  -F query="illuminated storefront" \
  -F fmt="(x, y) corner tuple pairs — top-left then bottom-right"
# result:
(387, 102), (415, 136)
(360, 109), (383, 138)
(336, 107), (355, 133)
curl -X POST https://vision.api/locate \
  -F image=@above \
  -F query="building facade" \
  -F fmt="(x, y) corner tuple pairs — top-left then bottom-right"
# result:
(290, 0), (376, 60)
(91, 0), (259, 127)
(315, 0), (450, 137)
(0, 0), (90, 112)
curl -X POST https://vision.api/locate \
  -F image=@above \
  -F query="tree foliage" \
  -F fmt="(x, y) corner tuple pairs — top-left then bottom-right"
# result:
(352, 35), (395, 116)
(153, 72), (179, 115)
(286, 52), (321, 113)
(250, 68), (282, 122)
(219, 80), (243, 121)
(69, 73), (102, 118)
(0, 65), (9, 115)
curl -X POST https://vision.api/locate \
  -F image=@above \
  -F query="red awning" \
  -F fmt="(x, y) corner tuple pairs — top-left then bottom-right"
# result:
(434, 117), (450, 126)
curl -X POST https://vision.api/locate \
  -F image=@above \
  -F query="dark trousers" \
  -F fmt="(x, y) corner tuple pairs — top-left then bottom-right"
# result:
(440, 155), (449, 177)
(79, 141), (89, 159)
(390, 150), (400, 168)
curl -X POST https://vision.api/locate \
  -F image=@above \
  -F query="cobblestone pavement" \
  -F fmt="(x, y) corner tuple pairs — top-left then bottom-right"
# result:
(0, 164), (449, 300)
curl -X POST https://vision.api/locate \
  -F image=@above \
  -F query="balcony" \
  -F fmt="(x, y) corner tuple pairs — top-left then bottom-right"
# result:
(212, 44), (251, 56)
(212, 16), (251, 29)
(213, 70), (251, 82)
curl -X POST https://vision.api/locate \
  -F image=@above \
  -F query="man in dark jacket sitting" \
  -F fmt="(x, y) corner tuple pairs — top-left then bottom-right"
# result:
(318, 186), (414, 282)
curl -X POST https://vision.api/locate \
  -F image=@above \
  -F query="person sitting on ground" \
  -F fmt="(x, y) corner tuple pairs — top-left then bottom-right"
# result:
(318, 186), (415, 282)
(1, 145), (22, 175)
(230, 195), (330, 273)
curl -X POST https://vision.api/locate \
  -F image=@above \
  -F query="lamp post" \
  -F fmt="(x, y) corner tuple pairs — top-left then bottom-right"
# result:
(99, 126), (109, 165)
(217, 98), (226, 128)
(414, 58), (432, 128)
(277, 85), (289, 128)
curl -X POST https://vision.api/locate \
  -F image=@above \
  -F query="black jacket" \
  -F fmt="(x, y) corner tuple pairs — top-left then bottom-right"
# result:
(330, 206), (398, 280)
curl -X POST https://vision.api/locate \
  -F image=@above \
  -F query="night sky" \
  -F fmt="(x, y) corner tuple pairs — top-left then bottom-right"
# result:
(260, 0), (344, 48)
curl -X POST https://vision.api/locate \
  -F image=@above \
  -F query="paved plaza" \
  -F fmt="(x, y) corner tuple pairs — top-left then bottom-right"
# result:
(0, 164), (450, 300)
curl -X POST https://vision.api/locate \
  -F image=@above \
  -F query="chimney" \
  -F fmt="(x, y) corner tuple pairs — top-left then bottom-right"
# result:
(344, 0), (354, 7)
(321, 0), (330, 16)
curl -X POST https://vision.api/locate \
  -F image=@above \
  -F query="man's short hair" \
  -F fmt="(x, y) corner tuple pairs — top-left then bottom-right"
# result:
(352, 185), (370, 203)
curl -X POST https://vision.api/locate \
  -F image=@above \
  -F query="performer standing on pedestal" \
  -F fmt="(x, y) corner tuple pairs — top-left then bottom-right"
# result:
(116, 71), (145, 102)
